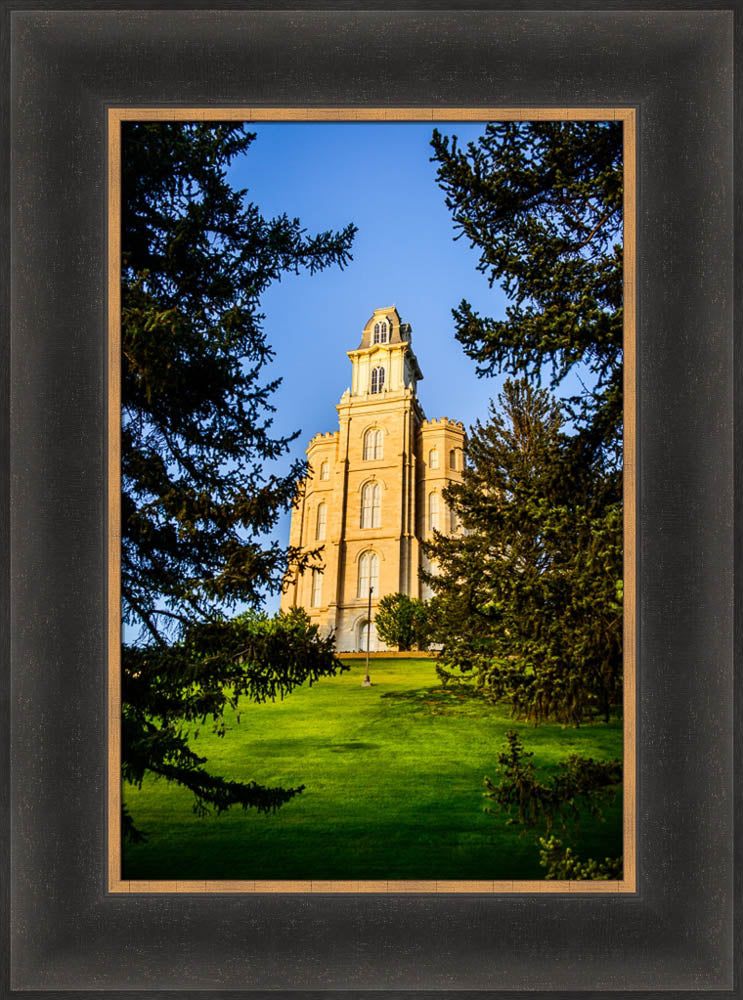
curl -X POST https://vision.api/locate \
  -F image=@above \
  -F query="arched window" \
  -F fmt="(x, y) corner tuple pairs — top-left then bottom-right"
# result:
(358, 619), (372, 651)
(315, 502), (326, 540)
(310, 569), (322, 607)
(428, 447), (439, 469)
(358, 551), (379, 597)
(361, 482), (381, 529)
(379, 322), (388, 344)
(449, 448), (457, 470)
(428, 492), (440, 532)
(363, 428), (383, 461)
(370, 366), (385, 394)
(373, 322), (380, 344)
(320, 460), (329, 481)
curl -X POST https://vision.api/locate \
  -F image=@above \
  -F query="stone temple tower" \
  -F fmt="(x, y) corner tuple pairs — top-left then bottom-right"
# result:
(280, 307), (465, 652)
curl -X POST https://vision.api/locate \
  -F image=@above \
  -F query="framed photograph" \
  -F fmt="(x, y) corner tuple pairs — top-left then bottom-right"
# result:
(5, 6), (737, 994)
(109, 106), (634, 895)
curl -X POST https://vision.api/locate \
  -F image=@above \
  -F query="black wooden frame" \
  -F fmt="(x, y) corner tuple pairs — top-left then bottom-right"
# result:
(3, 5), (738, 994)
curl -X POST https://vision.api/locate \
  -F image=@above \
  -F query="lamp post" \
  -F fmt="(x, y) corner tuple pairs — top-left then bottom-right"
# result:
(362, 585), (373, 686)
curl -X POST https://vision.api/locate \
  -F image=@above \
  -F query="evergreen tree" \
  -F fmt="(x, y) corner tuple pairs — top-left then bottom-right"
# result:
(430, 120), (623, 463)
(425, 380), (622, 724)
(538, 836), (622, 881)
(484, 730), (622, 835)
(427, 121), (624, 724)
(121, 123), (356, 840)
(484, 731), (623, 881)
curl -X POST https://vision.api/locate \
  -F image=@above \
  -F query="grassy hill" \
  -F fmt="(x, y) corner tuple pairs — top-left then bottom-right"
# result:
(122, 657), (623, 881)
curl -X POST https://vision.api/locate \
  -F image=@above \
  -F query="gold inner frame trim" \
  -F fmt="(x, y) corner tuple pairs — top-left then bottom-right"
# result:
(108, 106), (637, 895)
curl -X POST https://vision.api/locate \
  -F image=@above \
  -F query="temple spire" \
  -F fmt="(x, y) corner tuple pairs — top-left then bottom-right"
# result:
(347, 306), (423, 398)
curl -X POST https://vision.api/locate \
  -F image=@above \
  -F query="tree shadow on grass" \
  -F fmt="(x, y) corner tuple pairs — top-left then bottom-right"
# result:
(380, 685), (488, 717)
(328, 741), (380, 752)
(247, 736), (381, 754)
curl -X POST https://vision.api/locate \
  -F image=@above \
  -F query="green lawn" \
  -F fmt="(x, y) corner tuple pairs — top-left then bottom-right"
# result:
(123, 657), (623, 881)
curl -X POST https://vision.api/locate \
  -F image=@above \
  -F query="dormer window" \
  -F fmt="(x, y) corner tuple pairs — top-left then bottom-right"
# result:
(370, 366), (385, 394)
(373, 321), (388, 345)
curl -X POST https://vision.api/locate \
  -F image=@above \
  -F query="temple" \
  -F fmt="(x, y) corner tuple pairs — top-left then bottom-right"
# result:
(280, 307), (465, 651)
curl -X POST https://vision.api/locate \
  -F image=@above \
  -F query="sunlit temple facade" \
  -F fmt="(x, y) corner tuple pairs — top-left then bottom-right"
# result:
(280, 307), (465, 652)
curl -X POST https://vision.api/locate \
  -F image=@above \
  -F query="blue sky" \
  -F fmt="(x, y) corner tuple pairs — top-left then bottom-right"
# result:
(227, 122), (510, 612)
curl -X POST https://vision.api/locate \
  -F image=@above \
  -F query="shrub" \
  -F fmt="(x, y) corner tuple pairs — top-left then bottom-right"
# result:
(375, 593), (431, 651)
